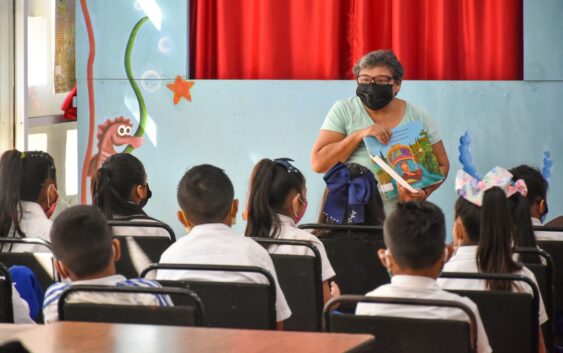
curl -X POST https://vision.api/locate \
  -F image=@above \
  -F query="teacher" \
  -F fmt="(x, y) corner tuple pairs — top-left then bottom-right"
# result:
(311, 50), (449, 207)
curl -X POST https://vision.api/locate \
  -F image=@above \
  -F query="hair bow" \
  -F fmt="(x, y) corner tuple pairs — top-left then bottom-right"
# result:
(274, 158), (299, 173)
(323, 162), (375, 224)
(455, 166), (528, 206)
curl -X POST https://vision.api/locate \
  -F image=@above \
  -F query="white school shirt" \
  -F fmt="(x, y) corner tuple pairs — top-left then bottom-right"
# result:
(157, 223), (292, 322)
(4, 202), (52, 253)
(42, 274), (172, 324)
(438, 245), (548, 325)
(11, 284), (34, 324)
(267, 214), (336, 281)
(532, 217), (563, 241)
(356, 275), (491, 353)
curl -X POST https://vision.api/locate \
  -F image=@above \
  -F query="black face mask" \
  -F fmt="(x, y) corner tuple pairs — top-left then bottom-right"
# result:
(139, 183), (152, 209)
(356, 83), (394, 110)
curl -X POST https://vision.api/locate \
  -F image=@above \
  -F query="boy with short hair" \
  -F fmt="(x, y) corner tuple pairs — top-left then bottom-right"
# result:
(356, 201), (491, 353)
(42, 205), (171, 323)
(157, 164), (291, 326)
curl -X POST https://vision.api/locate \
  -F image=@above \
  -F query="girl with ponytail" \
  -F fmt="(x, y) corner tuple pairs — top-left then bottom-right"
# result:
(244, 158), (340, 303)
(0, 150), (58, 251)
(438, 168), (548, 353)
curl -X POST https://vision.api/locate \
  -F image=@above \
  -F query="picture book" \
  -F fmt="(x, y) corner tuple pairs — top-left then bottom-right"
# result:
(363, 121), (444, 200)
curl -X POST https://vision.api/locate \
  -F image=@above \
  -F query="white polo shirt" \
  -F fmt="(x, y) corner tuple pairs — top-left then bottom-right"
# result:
(266, 214), (336, 281)
(157, 223), (291, 322)
(356, 275), (492, 353)
(438, 245), (548, 324)
(532, 217), (563, 241)
(42, 274), (172, 323)
(3, 201), (52, 253)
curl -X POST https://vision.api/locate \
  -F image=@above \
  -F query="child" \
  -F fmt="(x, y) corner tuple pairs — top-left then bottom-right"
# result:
(0, 150), (58, 252)
(157, 164), (291, 327)
(244, 158), (339, 304)
(91, 153), (169, 274)
(317, 162), (385, 226)
(42, 205), (172, 323)
(510, 165), (559, 240)
(355, 201), (492, 353)
(438, 168), (548, 353)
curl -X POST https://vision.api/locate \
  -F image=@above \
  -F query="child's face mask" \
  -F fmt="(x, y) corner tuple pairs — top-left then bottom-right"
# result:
(45, 184), (59, 219)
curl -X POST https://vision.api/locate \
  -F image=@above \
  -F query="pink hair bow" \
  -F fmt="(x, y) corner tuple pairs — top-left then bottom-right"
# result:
(455, 167), (528, 206)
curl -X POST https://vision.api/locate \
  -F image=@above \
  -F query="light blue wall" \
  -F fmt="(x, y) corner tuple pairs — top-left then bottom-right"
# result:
(77, 0), (563, 240)
(524, 0), (563, 80)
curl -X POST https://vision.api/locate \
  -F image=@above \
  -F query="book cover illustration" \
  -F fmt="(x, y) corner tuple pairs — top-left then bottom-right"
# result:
(363, 121), (444, 200)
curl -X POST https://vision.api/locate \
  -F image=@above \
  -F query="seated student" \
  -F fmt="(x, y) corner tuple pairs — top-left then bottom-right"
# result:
(317, 162), (385, 226)
(510, 165), (559, 240)
(42, 205), (172, 323)
(157, 164), (291, 328)
(244, 158), (339, 304)
(91, 153), (170, 274)
(355, 201), (492, 353)
(0, 150), (58, 252)
(438, 168), (548, 353)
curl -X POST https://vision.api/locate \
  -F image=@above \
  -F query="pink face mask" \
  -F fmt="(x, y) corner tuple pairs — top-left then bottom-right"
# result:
(45, 185), (59, 219)
(294, 198), (308, 224)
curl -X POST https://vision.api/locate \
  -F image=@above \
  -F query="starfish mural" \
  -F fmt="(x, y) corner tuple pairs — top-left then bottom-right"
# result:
(167, 75), (194, 105)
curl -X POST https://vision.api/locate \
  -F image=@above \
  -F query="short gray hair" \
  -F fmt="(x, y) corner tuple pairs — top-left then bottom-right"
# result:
(352, 50), (404, 81)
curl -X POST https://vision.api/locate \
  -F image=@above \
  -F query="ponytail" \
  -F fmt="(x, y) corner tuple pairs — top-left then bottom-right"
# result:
(0, 150), (56, 237)
(0, 151), (25, 237)
(244, 159), (305, 238)
(509, 193), (540, 264)
(478, 187), (522, 291)
(90, 153), (147, 220)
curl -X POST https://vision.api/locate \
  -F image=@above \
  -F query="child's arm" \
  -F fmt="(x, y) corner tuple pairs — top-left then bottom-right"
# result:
(538, 328), (546, 353)
(323, 280), (341, 304)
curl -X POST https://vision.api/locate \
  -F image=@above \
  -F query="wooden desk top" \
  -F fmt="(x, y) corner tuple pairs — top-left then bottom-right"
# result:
(0, 322), (374, 353)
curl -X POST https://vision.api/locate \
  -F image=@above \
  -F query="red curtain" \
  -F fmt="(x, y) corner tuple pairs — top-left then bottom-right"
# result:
(190, 0), (522, 80)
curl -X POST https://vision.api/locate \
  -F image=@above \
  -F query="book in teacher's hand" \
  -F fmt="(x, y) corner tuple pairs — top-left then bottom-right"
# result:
(363, 121), (444, 200)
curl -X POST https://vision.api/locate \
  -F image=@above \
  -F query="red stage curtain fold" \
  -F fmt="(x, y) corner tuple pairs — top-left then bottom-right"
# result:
(190, 0), (522, 80)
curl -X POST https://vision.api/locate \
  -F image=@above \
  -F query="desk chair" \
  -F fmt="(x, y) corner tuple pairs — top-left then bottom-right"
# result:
(58, 285), (203, 326)
(515, 246), (555, 352)
(298, 224), (387, 312)
(107, 220), (176, 278)
(0, 263), (14, 323)
(441, 272), (540, 353)
(251, 238), (323, 331)
(0, 237), (56, 292)
(141, 263), (276, 330)
(323, 295), (476, 353)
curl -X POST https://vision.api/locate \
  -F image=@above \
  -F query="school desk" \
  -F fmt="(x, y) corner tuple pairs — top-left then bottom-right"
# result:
(0, 322), (375, 353)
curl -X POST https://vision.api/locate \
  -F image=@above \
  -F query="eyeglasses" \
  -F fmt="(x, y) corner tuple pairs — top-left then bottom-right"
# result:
(357, 75), (394, 86)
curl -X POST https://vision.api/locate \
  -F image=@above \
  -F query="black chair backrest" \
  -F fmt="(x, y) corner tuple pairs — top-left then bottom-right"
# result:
(298, 224), (387, 312)
(323, 295), (476, 353)
(141, 263), (276, 330)
(0, 263), (14, 323)
(0, 237), (56, 292)
(251, 237), (323, 331)
(515, 246), (554, 352)
(534, 226), (563, 312)
(58, 285), (203, 326)
(440, 272), (539, 353)
(108, 221), (176, 278)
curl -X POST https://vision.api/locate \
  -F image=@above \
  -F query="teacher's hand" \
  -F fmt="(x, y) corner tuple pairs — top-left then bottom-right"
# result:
(363, 123), (391, 145)
(397, 184), (427, 202)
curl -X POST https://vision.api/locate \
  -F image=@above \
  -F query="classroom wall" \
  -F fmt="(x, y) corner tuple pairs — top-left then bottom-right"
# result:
(77, 0), (563, 239)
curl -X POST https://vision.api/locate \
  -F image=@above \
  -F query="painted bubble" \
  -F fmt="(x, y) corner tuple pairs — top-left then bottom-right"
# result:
(141, 70), (162, 92)
(158, 37), (173, 54)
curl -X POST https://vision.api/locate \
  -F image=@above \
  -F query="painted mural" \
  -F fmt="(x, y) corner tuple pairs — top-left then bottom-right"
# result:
(78, 0), (192, 203)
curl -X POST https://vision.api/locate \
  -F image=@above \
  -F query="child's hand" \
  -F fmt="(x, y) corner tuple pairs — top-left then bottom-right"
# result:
(398, 184), (427, 202)
(330, 281), (341, 298)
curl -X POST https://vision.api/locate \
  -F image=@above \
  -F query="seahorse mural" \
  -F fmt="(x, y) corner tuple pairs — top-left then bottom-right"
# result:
(87, 117), (144, 177)
(79, 1), (151, 203)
